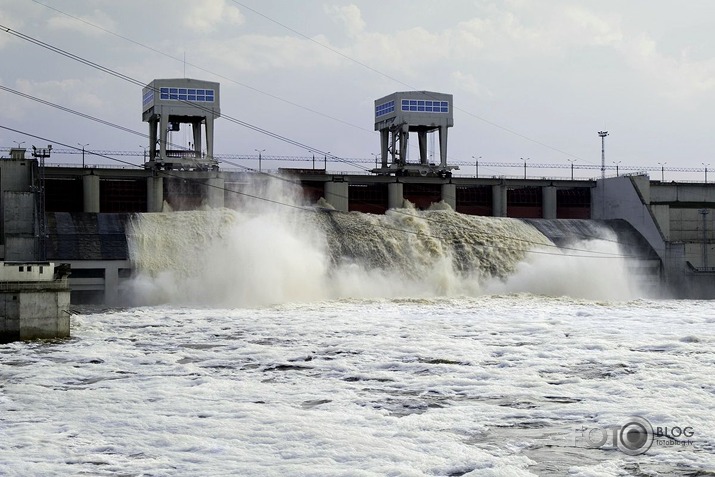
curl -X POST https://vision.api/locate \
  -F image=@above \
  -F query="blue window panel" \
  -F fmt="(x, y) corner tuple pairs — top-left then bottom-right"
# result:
(160, 92), (169, 100)
(410, 100), (417, 106)
(418, 100), (424, 106)
(169, 93), (178, 100)
(425, 106), (433, 112)
(441, 107), (448, 112)
(441, 101), (448, 108)
(418, 106), (425, 111)
(188, 89), (196, 95)
(179, 88), (187, 95)
(197, 95), (205, 101)
(170, 88), (178, 94)
(188, 94), (196, 101)
(160, 87), (169, 94)
(410, 106), (417, 111)
(179, 94), (187, 100)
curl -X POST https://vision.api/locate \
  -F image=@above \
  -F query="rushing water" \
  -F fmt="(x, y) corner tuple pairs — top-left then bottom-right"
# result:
(2, 179), (711, 475)
(124, 177), (645, 306)
(1, 297), (713, 476)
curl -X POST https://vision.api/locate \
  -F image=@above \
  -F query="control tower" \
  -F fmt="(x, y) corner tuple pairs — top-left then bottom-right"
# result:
(142, 78), (220, 171)
(374, 91), (457, 177)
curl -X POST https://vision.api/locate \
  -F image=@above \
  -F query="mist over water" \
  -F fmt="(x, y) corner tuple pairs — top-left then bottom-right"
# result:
(126, 177), (647, 306)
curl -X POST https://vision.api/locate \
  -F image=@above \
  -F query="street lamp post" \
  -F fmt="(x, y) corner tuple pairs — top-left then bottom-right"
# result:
(371, 152), (379, 169)
(78, 143), (89, 168)
(613, 161), (622, 177)
(703, 163), (710, 183)
(658, 162), (667, 182)
(255, 149), (265, 172)
(598, 131), (608, 180)
(13, 141), (25, 149)
(325, 152), (330, 171)
(472, 155), (481, 178)
(567, 158), (576, 180)
(521, 157), (528, 179)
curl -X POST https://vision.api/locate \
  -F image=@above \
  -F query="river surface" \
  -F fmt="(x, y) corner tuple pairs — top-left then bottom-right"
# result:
(1, 296), (713, 476)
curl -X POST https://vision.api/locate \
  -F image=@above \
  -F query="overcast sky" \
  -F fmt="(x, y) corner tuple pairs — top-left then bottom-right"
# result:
(2, 0), (715, 179)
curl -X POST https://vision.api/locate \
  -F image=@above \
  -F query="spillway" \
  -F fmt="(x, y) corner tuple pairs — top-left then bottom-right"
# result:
(126, 204), (654, 306)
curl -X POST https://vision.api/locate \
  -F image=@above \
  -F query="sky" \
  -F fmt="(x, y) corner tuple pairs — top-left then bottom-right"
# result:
(2, 0), (715, 180)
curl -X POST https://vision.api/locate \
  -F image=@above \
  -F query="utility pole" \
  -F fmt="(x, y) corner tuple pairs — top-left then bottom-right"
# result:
(613, 161), (621, 177)
(78, 143), (89, 168)
(598, 131), (608, 180)
(703, 163), (710, 183)
(254, 149), (265, 172)
(521, 157), (528, 179)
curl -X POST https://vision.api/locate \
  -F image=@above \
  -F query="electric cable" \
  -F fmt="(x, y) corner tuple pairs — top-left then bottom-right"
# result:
(1, 124), (642, 260)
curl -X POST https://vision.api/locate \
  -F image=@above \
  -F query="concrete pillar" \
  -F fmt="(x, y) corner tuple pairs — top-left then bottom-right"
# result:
(439, 126), (448, 168)
(492, 184), (507, 217)
(388, 182), (404, 209)
(324, 181), (349, 212)
(380, 130), (389, 168)
(542, 186), (557, 219)
(82, 174), (100, 213)
(147, 176), (164, 212)
(418, 131), (428, 165)
(441, 183), (456, 210)
(206, 177), (225, 209)
(104, 263), (119, 306)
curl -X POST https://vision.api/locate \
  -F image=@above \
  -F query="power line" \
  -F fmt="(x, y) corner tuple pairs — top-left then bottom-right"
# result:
(30, 1), (599, 165)
(0, 24), (374, 174)
(230, 1), (598, 164)
(29, 0), (375, 136)
(0, 123), (637, 260)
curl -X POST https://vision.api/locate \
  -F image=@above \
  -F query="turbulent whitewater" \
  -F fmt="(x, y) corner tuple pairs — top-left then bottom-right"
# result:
(125, 179), (644, 306)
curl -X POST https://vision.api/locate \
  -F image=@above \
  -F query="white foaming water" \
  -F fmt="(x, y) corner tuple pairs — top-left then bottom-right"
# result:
(1, 297), (713, 476)
(126, 177), (648, 306)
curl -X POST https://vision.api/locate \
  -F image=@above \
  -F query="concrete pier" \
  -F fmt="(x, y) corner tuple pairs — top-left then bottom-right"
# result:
(492, 185), (507, 217)
(82, 173), (100, 213)
(388, 182), (404, 209)
(206, 177), (225, 209)
(147, 176), (164, 212)
(542, 186), (557, 219)
(324, 181), (349, 212)
(441, 183), (456, 210)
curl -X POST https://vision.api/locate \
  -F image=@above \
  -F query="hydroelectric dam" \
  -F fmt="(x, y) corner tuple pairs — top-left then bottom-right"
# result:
(1, 81), (714, 304)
